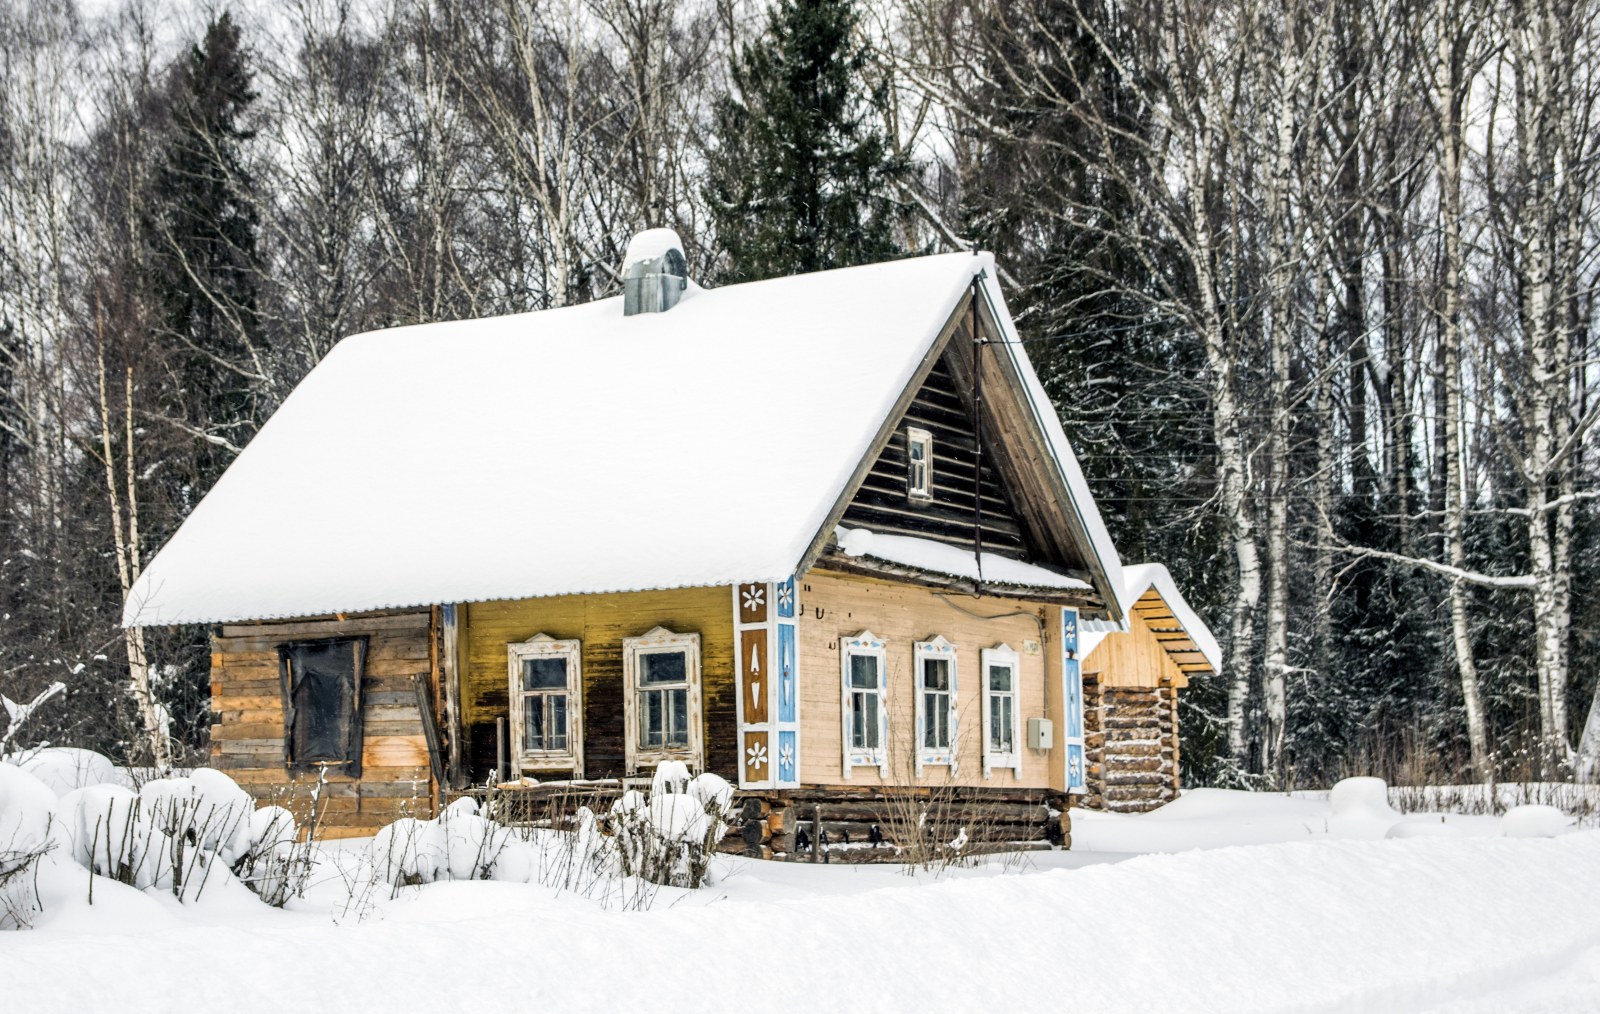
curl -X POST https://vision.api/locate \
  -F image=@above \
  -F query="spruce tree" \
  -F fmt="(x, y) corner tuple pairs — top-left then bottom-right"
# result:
(704, 0), (910, 283)
(148, 11), (262, 501)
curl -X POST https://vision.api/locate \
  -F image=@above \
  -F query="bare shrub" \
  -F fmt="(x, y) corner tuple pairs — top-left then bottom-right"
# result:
(0, 830), (53, 929)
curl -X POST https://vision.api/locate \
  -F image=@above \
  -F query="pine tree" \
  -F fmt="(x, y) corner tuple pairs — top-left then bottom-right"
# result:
(148, 11), (262, 502)
(704, 0), (910, 283)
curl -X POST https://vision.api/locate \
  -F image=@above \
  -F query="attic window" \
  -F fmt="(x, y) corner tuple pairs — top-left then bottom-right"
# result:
(279, 636), (367, 777)
(906, 426), (933, 501)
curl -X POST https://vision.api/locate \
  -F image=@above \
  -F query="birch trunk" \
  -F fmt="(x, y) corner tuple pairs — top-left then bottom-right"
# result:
(1505, 0), (1578, 771)
(1260, 54), (1299, 785)
(1433, 0), (1489, 779)
(96, 320), (169, 771)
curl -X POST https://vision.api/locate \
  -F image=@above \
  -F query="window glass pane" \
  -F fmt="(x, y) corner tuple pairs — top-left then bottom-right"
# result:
(989, 700), (1002, 751)
(668, 689), (688, 746)
(522, 656), (567, 691)
(641, 651), (686, 685)
(922, 657), (950, 691)
(862, 693), (880, 749)
(524, 696), (544, 751)
(550, 694), (568, 751)
(988, 664), (1012, 693)
(925, 695), (949, 749)
(1000, 697), (1013, 751)
(850, 653), (879, 689)
(910, 439), (925, 462)
(643, 690), (663, 747)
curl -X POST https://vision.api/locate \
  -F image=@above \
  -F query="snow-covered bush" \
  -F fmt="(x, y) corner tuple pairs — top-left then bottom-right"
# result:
(367, 770), (734, 899)
(9, 748), (130, 797)
(368, 799), (518, 891)
(611, 766), (734, 888)
(371, 817), (445, 887)
(55, 782), (157, 888)
(0, 763), (57, 928)
(232, 805), (313, 907)
(0, 753), (342, 922)
(48, 764), (265, 901)
(1499, 804), (1570, 837)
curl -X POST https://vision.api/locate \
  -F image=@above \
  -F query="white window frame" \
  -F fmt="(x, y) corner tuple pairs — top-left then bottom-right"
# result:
(980, 644), (1023, 778)
(623, 626), (703, 774)
(906, 426), (934, 501)
(914, 636), (958, 775)
(840, 631), (888, 777)
(507, 634), (583, 774)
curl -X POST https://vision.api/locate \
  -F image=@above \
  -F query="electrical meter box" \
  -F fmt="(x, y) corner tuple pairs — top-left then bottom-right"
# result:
(1027, 717), (1054, 751)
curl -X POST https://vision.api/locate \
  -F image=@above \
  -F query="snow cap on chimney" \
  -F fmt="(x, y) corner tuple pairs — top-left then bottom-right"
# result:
(622, 228), (688, 316)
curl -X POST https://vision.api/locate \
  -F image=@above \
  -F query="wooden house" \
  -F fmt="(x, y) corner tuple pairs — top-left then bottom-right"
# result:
(125, 233), (1139, 852)
(1078, 564), (1221, 812)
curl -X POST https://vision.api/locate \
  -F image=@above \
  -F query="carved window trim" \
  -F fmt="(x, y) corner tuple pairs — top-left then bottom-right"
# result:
(980, 643), (1023, 778)
(507, 634), (583, 774)
(906, 426), (934, 501)
(840, 631), (889, 778)
(914, 635), (958, 774)
(623, 627), (703, 774)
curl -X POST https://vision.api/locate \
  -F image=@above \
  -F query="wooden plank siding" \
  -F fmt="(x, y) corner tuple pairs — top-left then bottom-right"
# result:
(459, 586), (736, 783)
(840, 355), (1034, 558)
(209, 609), (437, 838)
(794, 567), (1062, 790)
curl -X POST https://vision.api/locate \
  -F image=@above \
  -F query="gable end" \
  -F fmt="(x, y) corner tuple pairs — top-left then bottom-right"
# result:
(839, 354), (1035, 559)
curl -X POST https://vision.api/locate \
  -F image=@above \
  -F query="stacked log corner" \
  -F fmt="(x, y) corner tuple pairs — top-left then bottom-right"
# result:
(1081, 674), (1180, 813)
(209, 609), (440, 838)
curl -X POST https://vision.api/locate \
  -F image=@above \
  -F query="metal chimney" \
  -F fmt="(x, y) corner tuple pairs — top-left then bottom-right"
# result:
(622, 228), (688, 316)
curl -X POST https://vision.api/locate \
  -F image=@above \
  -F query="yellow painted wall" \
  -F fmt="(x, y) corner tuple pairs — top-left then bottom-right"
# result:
(1082, 610), (1188, 689)
(460, 586), (736, 780)
(794, 568), (1062, 790)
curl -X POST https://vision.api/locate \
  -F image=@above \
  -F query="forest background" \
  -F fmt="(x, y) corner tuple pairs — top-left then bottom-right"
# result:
(1, 0), (1596, 788)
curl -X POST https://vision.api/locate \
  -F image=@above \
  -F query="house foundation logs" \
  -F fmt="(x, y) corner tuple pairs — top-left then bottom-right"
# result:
(461, 781), (1074, 862)
(1081, 675), (1180, 813)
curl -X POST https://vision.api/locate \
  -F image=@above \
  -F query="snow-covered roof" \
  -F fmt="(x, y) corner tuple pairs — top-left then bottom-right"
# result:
(1079, 563), (1222, 674)
(125, 251), (1125, 626)
(834, 527), (1091, 592)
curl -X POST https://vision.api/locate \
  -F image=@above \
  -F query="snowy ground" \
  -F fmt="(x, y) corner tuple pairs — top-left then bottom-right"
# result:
(3, 773), (1597, 1013)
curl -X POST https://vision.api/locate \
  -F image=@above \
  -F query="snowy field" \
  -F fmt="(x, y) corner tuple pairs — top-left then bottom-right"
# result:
(2, 759), (1598, 1014)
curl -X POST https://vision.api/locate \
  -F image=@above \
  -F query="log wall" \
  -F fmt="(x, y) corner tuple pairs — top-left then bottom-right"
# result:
(464, 781), (1072, 863)
(210, 609), (438, 838)
(1080, 675), (1180, 812)
(459, 586), (736, 782)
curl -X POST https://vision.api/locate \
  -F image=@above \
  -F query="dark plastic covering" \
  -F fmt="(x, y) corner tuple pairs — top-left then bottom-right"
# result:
(279, 636), (367, 777)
